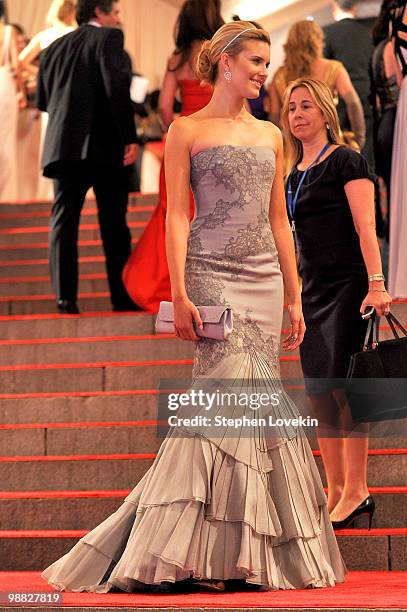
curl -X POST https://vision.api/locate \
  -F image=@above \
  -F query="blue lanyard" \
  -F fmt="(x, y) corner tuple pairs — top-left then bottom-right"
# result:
(286, 142), (331, 229)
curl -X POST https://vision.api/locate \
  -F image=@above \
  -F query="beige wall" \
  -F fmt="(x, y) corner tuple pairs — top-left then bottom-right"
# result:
(8, 0), (179, 89)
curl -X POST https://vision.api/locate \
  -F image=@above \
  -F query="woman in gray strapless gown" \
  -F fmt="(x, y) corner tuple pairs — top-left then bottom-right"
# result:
(41, 21), (346, 593)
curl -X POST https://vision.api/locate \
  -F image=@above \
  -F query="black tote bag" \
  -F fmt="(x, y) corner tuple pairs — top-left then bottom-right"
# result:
(345, 312), (407, 422)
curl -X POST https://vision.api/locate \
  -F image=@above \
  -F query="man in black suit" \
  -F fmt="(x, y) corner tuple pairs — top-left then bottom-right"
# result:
(38, 0), (140, 313)
(323, 0), (375, 167)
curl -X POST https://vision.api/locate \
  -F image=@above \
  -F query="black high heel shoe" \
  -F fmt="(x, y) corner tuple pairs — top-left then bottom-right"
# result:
(331, 495), (375, 530)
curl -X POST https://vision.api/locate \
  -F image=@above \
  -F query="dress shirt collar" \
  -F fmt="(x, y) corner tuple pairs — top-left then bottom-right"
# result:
(88, 19), (102, 27)
(335, 10), (355, 21)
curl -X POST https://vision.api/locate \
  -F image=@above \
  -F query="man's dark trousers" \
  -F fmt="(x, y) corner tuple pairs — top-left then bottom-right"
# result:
(50, 161), (132, 308)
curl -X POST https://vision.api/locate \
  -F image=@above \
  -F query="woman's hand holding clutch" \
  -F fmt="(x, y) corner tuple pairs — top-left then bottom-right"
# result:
(283, 302), (306, 351)
(173, 297), (203, 342)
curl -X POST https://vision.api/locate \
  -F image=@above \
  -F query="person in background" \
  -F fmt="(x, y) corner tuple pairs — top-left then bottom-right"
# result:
(19, 0), (77, 74)
(0, 1), (26, 202)
(324, 0), (386, 242)
(323, 0), (377, 193)
(268, 20), (366, 150)
(281, 77), (391, 530)
(11, 22), (45, 201)
(37, 0), (139, 314)
(19, 0), (77, 200)
(123, 0), (224, 313)
(388, 0), (407, 298)
(370, 0), (400, 259)
(10, 23), (29, 53)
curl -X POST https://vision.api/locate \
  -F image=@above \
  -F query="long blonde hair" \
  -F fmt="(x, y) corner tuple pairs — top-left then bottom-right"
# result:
(46, 0), (76, 27)
(280, 77), (344, 175)
(196, 20), (270, 85)
(283, 20), (324, 82)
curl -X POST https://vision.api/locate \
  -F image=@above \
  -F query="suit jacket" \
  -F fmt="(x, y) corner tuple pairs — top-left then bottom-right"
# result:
(323, 18), (373, 113)
(38, 24), (137, 178)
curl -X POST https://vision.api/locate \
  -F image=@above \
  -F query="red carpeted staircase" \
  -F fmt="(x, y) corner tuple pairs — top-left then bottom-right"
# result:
(0, 194), (406, 610)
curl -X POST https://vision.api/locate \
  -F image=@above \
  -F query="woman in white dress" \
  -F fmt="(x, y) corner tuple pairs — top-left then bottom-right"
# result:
(0, 3), (24, 202)
(18, 0), (77, 200)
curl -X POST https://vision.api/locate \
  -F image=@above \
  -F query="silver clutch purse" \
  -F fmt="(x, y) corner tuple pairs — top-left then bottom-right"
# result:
(155, 301), (233, 340)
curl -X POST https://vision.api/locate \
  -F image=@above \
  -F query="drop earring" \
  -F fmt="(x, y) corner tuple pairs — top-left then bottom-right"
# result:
(326, 123), (335, 142)
(224, 69), (232, 82)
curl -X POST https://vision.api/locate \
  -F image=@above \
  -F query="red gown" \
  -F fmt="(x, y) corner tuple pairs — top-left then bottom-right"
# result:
(123, 80), (213, 312)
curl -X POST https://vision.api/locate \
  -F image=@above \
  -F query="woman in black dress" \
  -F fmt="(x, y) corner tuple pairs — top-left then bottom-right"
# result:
(280, 78), (392, 529)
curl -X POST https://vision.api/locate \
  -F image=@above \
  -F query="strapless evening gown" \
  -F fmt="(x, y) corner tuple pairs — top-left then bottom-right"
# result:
(42, 146), (346, 592)
(123, 79), (213, 312)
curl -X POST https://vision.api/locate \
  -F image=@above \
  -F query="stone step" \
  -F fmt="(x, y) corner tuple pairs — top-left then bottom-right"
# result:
(1, 391), (405, 450)
(0, 360), (194, 393)
(0, 222), (146, 246)
(0, 529), (405, 571)
(0, 323), (403, 365)
(0, 424), (160, 456)
(0, 456), (153, 492)
(0, 206), (153, 229)
(1, 487), (405, 530)
(0, 332), (302, 364)
(0, 312), (155, 339)
(0, 392), (158, 424)
(1, 390), (405, 437)
(0, 294), (114, 315)
(0, 309), (292, 337)
(0, 257), (107, 277)
(0, 335), (194, 365)
(0, 193), (158, 215)
(0, 359), (306, 393)
(0, 239), (138, 262)
(0, 450), (405, 491)
(0, 276), (110, 297)
(1, 414), (406, 462)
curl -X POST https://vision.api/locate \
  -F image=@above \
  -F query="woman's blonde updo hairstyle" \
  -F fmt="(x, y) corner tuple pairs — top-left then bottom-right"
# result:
(197, 20), (270, 85)
(47, 0), (77, 27)
(280, 78), (344, 175)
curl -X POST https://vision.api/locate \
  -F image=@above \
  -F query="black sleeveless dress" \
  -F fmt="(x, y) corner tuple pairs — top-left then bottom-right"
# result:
(289, 146), (376, 395)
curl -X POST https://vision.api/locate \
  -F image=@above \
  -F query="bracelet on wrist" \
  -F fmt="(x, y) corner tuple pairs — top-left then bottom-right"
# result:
(368, 288), (387, 292)
(368, 273), (385, 282)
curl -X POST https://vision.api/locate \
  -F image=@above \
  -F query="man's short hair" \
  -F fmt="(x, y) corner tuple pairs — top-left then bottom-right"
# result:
(76, 0), (115, 25)
(336, 0), (358, 10)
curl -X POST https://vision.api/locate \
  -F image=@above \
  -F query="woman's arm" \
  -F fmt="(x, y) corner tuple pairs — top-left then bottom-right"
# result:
(391, 37), (404, 86)
(268, 128), (305, 350)
(383, 39), (399, 81)
(335, 65), (366, 149)
(159, 55), (179, 130)
(345, 178), (392, 315)
(18, 33), (42, 76)
(165, 117), (202, 340)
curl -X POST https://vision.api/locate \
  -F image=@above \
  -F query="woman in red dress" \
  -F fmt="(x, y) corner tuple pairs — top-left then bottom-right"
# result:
(123, 0), (223, 312)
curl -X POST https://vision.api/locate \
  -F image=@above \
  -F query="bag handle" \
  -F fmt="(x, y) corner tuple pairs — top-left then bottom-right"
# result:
(363, 311), (407, 349)
(363, 312), (379, 350)
(385, 312), (407, 339)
